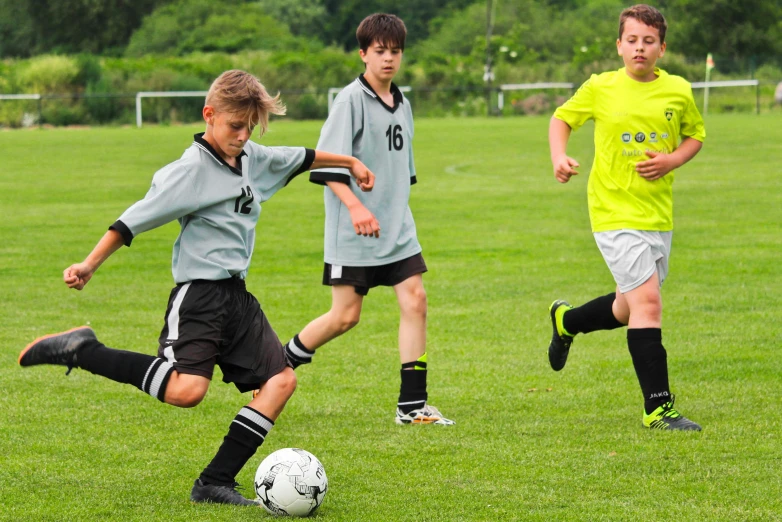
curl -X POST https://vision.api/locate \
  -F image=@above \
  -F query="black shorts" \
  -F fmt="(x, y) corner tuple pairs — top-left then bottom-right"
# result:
(322, 253), (427, 296)
(157, 277), (286, 393)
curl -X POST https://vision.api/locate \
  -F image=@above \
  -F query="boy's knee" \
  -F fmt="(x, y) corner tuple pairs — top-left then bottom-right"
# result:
(271, 368), (297, 398)
(402, 287), (427, 317)
(165, 385), (206, 408)
(331, 309), (360, 333)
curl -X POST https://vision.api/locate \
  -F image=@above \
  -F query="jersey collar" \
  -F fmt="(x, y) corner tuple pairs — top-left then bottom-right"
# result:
(357, 74), (403, 114)
(193, 132), (246, 176)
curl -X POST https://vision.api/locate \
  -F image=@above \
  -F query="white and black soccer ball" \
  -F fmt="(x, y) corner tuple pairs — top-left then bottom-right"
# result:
(254, 448), (328, 517)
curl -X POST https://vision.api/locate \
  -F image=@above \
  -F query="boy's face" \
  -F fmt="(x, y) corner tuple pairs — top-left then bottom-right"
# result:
(202, 106), (255, 160)
(359, 40), (402, 84)
(617, 18), (666, 82)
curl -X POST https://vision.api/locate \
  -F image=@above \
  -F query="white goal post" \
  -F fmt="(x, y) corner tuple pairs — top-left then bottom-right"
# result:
(136, 91), (208, 128)
(328, 85), (412, 112)
(690, 79), (760, 115)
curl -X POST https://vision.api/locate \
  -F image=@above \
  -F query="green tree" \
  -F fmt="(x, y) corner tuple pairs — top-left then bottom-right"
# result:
(660, 0), (782, 67)
(15, 0), (169, 57)
(320, 0), (476, 49)
(126, 0), (305, 56)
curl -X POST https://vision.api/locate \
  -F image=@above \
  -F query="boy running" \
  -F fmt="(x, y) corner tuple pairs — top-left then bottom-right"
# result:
(547, 4), (705, 431)
(18, 70), (374, 505)
(280, 13), (454, 426)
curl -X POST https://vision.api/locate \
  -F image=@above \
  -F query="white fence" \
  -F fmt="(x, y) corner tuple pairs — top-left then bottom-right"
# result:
(0, 79), (767, 127)
(136, 91), (208, 128)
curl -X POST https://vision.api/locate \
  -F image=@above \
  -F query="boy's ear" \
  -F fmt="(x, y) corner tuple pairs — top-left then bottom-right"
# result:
(203, 105), (215, 124)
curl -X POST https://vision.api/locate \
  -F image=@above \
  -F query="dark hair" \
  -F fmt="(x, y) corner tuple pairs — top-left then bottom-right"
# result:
(619, 4), (667, 43)
(356, 13), (407, 51)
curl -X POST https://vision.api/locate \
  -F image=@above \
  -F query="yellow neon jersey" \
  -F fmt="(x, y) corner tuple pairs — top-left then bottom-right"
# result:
(554, 68), (705, 232)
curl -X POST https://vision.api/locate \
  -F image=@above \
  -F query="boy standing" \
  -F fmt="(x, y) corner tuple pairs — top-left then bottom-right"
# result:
(18, 70), (374, 505)
(281, 13), (453, 426)
(547, 5), (705, 430)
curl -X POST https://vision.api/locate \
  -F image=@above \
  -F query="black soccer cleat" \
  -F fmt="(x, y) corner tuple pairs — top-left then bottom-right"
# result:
(18, 326), (96, 374)
(548, 300), (574, 371)
(190, 479), (259, 506)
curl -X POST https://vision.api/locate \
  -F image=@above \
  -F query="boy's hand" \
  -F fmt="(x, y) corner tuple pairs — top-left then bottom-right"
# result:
(348, 204), (380, 238)
(636, 150), (675, 181)
(552, 155), (580, 183)
(64, 262), (95, 291)
(349, 159), (375, 192)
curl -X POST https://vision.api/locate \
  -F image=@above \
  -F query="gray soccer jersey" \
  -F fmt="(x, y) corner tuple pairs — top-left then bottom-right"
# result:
(111, 133), (314, 283)
(310, 75), (420, 267)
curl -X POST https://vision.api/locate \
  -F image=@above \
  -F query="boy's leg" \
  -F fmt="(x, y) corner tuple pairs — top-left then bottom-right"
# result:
(193, 367), (297, 505)
(623, 274), (699, 431)
(392, 274), (453, 425)
(19, 327), (178, 403)
(284, 285), (364, 368)
(548, 290), (626, 371)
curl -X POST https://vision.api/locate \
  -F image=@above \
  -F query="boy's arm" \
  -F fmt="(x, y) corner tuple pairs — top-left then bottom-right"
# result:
(635, 137), (703, 181)
(549, 116), (580, 184)
(326, 181), (380, 238)
(311, 151), (374, 192)
(63, 229), (125, 291)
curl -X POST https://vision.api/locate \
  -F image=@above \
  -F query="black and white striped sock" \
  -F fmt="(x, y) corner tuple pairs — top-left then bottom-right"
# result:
(200, 406), (274, 486)
(284, 334), (315, 368)
(139, 358), (175, 402)
(77, 342), (173, 402)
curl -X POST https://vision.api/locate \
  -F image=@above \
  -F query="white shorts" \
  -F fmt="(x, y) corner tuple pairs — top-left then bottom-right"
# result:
(594, 229), (673, 293)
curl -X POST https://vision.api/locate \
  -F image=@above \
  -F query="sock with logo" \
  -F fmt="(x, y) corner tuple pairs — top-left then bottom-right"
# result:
(627, 328), (671, 414)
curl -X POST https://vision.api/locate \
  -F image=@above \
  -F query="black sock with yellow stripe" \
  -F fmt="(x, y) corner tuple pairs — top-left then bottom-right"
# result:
(398, 353), (428, 414)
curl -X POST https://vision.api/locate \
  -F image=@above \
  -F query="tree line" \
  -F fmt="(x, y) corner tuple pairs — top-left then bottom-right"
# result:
(1, 0), (780, 65)
(1, 0), (780, 127)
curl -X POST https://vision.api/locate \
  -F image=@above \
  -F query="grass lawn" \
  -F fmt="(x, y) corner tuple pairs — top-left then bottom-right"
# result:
(1, 114), (780, 521)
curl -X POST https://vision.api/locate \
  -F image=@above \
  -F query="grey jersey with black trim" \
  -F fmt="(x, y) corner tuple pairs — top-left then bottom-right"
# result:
(310, 75), (420, 267)
(112, 133), (314, 283)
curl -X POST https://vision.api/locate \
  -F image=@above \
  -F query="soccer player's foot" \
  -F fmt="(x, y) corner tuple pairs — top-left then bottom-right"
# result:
(18, 326), (96, 374)
(642, 396), (701, 431)
(548, 300), (574, 371)
(395, 404), (455, 425)
(190, 479), (259, 506)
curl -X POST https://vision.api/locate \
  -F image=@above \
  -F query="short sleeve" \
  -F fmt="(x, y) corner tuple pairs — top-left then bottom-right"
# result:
(310, 100), (354, 185)
(553, 75), (596, 131)
(115, 162), (201, 244)
(680, 87), (706, 143)
(252, 145), (314, 201)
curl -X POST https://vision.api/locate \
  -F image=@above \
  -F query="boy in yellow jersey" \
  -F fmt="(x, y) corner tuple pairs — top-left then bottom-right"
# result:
(547, 4), (705, 430)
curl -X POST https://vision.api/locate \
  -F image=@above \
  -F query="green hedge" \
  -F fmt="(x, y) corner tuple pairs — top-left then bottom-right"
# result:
(1, 50), (779, 128)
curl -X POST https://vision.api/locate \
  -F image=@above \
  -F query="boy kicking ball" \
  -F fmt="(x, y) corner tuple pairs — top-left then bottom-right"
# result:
(19, 69), (375, 505)
(547, 4), (705, 431)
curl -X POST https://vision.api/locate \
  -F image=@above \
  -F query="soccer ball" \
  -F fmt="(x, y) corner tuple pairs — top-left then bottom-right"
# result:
(254, 448), (328, 517)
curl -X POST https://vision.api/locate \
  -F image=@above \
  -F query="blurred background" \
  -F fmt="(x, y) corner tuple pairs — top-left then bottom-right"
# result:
(1, 0), (780, 127)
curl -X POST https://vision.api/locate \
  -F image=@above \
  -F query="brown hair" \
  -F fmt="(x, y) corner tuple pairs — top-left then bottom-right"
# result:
(356, 13), (407, 51)
(619, 4), (667, 43)
(205, 70), (285, 137)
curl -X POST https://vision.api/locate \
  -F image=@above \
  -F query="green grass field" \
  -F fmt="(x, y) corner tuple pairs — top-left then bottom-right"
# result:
(1, 114), (780, 521)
